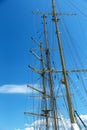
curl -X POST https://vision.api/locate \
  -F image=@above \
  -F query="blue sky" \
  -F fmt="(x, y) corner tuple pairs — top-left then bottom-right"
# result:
(0, 0), (33, 129)
(0, 0), (51, 129)
(0, 0), (87, 130)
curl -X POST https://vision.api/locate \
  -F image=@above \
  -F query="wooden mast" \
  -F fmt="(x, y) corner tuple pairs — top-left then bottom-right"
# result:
(42, 14), (58, 130)
(51, 0), (76, 126)
(40, 42), (49, 130)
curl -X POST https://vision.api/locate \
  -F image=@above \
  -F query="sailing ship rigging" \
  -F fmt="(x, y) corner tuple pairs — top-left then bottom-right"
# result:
(24, 0), (87, 129)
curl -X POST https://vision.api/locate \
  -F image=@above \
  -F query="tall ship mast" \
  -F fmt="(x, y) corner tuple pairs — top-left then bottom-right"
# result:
(24, 0), (87, 129)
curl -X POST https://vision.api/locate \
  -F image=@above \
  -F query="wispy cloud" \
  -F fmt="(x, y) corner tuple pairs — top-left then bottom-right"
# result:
(0, 84), (41, 94)
(0, 84), (29, 94)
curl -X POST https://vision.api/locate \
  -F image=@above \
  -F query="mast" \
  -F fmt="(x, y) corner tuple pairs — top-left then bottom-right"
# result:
(40, 42), (49, 130)
(42, 14), (58, 130)
(51, 0), (79, 129)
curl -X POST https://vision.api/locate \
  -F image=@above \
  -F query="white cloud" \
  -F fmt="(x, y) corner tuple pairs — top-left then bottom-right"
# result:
(30, 119), (45, 127)
(0, 84), (30, 94)
(25, 127), (34, 130)
(78, 115), (87, 127)
(80, 115), (87, 121)
(0, 84), (41, 94)
(25, 118), (69, 130)
(24, 114), (87, 130)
